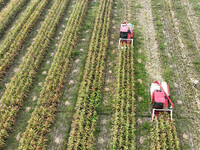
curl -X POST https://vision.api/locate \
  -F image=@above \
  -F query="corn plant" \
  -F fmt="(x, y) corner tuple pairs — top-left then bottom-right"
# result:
(151, 114), (180, 150)
(111, 44), (136, 150)
(0, 0), (49, 79)
(0, 0), (70, 148)
(0, 0), (28, 34)
(159, 115), (168, 149)
(18, 0), (89, 148)
(67, 0), (112, 149)
(170, 119), (180, 150)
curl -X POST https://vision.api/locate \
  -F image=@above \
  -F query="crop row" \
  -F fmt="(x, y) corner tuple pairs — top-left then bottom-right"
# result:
(17, 0), (89, 149)
(0, 0), (5, 7)
(67, 0), (112, 149)
(0, 0), (70, 148)
(0, 0), (28, 34)
(112, 45), (136, 150)
(151, 115), (180, 150)
(0, 0), (49, 79)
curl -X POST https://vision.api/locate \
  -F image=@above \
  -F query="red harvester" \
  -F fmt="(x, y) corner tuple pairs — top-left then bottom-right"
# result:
(118, 20), (134, 48)
(150, 80), (174, 120)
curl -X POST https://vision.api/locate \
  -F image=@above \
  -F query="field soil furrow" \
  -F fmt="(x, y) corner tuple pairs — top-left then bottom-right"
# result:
(129, 0), (151, 149)
(2, 1), (75, 149)
(18, 0), (89, 149)
(0, 0), (29, 35)
(136, 0), (180, 149)
(0, 0), (198, 149)
(182, 0), (200, 53)
(153, 0), (200, 148)
(112, 45), (136, 150)
(166, 0), (200, 86)
(123, 0), (126, 21)
(67, 0), (112, 149)
(165, 0), (200, 120)
(167, 0), (200, 113)
(0, 0), (49, 80)
(110, 0), (136, 149)
(0, 0), (54, 107)
(126, 0), (132, 22)
(96, 1), (121, 149)
(138, 0), (163, 81)
(47, 2), (99, 149)
(0, 0), (70, 148)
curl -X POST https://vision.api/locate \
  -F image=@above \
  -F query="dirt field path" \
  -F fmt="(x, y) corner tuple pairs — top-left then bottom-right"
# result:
(137, 0), (163, 82)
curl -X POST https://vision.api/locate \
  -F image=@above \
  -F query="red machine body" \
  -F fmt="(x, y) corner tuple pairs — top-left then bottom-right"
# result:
(118, 21), (134, 48)
(150, 80), (174, 120)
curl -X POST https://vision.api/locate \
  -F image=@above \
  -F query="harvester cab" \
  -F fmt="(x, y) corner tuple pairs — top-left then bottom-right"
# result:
(150, 80), (174, 120)
(118, 21), (134, 48)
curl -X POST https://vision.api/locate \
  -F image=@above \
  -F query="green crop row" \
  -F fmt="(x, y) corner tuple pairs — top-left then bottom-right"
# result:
(67, 0), (112, 149)
(111, 45), (136, 150)
(0, 0), (28, 34)
(0, 0), (49, 79)
(17, 0), (89, 149)
(151, 115), (180, 150)
(0, 0), (70, 148)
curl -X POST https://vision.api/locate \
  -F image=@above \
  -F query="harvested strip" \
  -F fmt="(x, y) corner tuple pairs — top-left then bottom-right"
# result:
(138, 0), (163, 81)
(0, 0), (69, 148)
(162, 0), (200, 146)
(150, 115), (180, 150)
(18, 0), (89, 149)
(111, 45), (136, 150)
(0, 0), (29, 34)
(0, 0), (49, 79)
(182, 0), (200, 51)
(67, 0), (112, 149)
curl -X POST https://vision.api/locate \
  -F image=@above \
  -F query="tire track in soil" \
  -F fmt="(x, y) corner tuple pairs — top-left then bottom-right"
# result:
(161, 0), (200, 148)
(137, 0), (163, 82)
(182, 0), (200, 53)
(166, 0), (200, 119)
